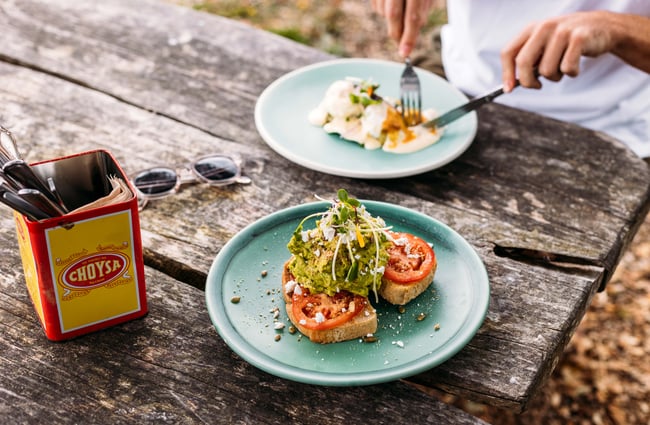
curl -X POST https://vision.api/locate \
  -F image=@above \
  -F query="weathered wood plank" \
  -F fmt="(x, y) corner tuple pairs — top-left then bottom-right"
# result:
(0, 0), (329, 145)
(1, 0), (649, 414)
(382, 104), (650, 287)
(0, 55), (608, 412)
(2, 0), (647, 285)
(0, 219), (487, 425)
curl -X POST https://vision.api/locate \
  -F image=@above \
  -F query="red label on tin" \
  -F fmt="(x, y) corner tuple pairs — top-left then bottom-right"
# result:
(61, 253), (129, 290)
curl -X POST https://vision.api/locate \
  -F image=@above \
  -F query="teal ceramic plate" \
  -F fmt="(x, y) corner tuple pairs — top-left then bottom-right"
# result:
(205, 201), (489, 386)
(254, 58), (477, 179)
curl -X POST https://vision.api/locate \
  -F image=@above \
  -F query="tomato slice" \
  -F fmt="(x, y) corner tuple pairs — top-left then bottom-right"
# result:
(384, 232), (436, 285)
(292, 288), (367, 330)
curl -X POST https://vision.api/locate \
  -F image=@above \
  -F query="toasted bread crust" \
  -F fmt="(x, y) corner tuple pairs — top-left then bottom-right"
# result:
(379, 260), (437, 305)
(282, 259), (377, 344)
(286, 304), (377, 344)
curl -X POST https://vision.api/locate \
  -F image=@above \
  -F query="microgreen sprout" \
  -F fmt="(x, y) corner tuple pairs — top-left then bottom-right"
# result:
(289, 189), (392, 299)
(349, 81), (381, 107)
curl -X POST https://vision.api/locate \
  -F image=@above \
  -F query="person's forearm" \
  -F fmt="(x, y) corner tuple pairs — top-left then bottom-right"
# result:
(610, 13), (650, 73)
(500, 11), (650, 92)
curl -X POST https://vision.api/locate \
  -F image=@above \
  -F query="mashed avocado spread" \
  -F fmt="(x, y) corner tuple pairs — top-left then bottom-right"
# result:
(287, 189), (392, 297)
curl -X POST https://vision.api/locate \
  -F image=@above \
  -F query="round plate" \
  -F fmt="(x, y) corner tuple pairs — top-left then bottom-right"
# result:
(254, 58), (477, 179)
(205, 200), (489, 386)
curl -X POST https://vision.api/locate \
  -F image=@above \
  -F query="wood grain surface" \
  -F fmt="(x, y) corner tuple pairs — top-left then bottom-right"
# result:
(0, 0), (648, 420)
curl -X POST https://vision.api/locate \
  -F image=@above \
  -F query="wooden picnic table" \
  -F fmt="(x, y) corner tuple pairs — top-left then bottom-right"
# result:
(1, 0), (649, 423)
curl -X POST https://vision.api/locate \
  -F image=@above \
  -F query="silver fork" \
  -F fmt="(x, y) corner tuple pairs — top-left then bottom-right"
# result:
(399, 58), (421, 127)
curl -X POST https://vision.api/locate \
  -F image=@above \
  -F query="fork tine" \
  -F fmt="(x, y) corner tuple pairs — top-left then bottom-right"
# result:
(400, 93), (407, 121)
(411, 90), (422, 124)
(402, 93), (417, 126)
(402, 87), (420, 126)
(399, 58), (422, 127)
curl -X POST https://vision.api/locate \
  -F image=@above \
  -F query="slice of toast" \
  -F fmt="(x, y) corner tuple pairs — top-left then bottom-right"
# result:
(379, 261), (437, 305)
(282, 260), (377, 344)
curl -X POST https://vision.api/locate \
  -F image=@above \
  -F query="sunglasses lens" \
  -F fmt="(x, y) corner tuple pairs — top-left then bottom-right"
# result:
(133, 167), (178, 196)
(193, 155), (239, 184)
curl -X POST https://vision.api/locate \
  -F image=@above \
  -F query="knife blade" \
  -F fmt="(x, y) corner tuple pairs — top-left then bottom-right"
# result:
(423, 85), (507, 129)
(423, 81), (520, 130)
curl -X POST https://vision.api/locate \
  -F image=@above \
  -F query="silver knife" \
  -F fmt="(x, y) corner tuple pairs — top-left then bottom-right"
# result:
(0, 187), (52, 221)
(17, 188), (67, 217)
(423, 81), (520, 130)
(2, 159), (62, 207)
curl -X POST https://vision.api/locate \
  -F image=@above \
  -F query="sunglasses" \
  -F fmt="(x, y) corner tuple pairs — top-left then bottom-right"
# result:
(131, 154), (251, 209)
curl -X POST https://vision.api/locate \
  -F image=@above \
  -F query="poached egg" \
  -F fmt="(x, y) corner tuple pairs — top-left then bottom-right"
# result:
(308, 78), (442, 153)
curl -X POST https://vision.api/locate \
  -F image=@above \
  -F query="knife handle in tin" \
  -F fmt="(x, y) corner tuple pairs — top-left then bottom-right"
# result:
(0, 189), (52, 221)
(2, 159), (62, 208)
(17, 188), (66, 218)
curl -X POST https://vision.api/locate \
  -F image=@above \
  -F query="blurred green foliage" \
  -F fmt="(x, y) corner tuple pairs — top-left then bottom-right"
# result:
(187, 0), (447, 56)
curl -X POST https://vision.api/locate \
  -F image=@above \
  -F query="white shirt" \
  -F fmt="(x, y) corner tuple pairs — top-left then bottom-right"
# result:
(441, 0), (650, 157)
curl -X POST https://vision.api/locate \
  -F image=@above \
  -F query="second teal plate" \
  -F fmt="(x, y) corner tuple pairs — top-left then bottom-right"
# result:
(205, 200), (489, 386)
(254, 58), (478, 178)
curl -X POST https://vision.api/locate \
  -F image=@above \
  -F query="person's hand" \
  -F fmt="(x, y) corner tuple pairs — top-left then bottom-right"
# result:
(500, 11), (650, 92)
(371, 0), (434, 58)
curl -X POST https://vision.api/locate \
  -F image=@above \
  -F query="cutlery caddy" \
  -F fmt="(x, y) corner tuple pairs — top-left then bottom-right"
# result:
(13, 150), (148, 341)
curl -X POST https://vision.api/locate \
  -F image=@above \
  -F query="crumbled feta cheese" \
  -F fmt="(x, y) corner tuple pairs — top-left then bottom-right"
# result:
(315, 312), (325, 323)
(285, 280), (297, 294)
(274, 322), (285, 330)
(394, 237), (408, 246)
(299, 319), (307, 325)
(293, 284), (302, 296)
(319, 221), (336, 241)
